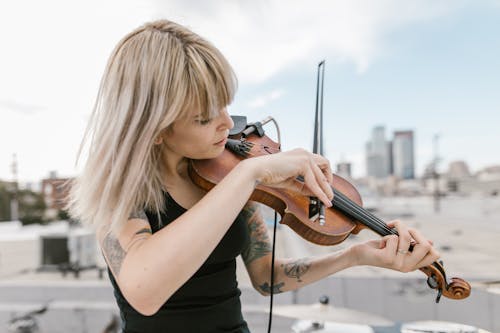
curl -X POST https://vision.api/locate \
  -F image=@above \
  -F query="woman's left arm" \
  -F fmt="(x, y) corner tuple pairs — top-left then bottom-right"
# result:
(241, 202), (440, 296)
(240, 201), (355, 295)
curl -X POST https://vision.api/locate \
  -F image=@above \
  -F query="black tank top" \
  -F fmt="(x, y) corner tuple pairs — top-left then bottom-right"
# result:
(107, 191), (251, 333)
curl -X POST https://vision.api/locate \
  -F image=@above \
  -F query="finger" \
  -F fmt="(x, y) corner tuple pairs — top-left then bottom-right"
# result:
(383, 235), (398, 253)
(313, 154), (334, 184)
(380, 235), (399, 268)
(405, 228), (435, 268)
(388, 221), (412, 267)
(390, 220), (412, 252)
(376, 235), (390, 249)
(310, 159), (334, 201)
(407, 227), (430, 246)
(303, 166), (332, 207)
(416, 249), (441, 269)
(378, 236), (388, 249)
(405, 242), (430, 268)
(390, 227), (432, 248)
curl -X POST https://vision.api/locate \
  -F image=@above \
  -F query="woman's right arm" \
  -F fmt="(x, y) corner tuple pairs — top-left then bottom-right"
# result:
(98, 149), (334, 316)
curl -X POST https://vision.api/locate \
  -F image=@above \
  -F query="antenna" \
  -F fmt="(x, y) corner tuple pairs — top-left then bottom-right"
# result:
(10, 153), (19, 221)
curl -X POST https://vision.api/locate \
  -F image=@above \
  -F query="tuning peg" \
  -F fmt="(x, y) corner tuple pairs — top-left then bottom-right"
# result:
(435, 288), (442, 303)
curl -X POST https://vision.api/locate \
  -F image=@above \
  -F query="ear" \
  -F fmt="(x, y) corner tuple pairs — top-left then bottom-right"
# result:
(154, 136), (163, 145)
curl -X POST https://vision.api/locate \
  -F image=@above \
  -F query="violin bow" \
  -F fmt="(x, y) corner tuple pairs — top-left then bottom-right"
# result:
(309, 60), (327, 225)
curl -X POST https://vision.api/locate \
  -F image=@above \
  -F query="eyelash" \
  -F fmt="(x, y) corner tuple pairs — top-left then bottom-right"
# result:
(197, 119), (212, 125)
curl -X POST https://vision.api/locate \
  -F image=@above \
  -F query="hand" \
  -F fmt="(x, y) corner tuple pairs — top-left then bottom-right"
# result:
(350, 220), (440, 273)
(244, 148), (334, 207)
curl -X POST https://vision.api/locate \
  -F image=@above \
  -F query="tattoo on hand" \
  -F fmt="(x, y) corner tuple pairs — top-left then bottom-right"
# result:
(241, 203), (272, 265)
(102, 233), (126, 276)
(259, 281), (285, 295)
(282, 258), (311, 282)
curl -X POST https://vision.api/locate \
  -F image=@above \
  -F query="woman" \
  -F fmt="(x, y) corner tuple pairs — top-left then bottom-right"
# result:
(67, 20), (439, 333)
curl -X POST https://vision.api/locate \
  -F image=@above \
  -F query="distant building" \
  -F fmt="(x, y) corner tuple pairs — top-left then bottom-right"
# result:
(41, 173), (72, 211)
(447, 161), (471, 179)
(366, 126), (391, 178)
(336, 162), (352, 178)
(444, 164), (500, 195)
(446, 160), (471, 192)
(392, 130), (415, 179)
(477, 165), (500, 182)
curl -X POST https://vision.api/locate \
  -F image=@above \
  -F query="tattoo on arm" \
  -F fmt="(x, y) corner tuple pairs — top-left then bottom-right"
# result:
(282, 258), (311, 282)
(102, 232), (126, 276)
(101, 211), (150, 277)
(241, 203), (272, 265)
(259, 281), (285, 295)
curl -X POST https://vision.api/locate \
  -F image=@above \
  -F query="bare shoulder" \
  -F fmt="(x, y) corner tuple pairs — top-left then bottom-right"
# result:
(97, 209), (152, 282)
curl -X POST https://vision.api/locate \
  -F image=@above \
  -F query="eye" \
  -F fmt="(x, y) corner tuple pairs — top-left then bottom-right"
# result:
(196, 118), (212, 125)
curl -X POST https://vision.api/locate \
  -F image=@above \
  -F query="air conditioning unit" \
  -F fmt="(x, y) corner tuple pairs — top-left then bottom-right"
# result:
(40, 234), (69, 267)
(40, 228), (96, 270)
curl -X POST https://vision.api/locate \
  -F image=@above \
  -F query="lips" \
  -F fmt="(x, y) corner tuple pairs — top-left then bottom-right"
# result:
(214, 131), (229, 145)
(214, 137), (227, 145)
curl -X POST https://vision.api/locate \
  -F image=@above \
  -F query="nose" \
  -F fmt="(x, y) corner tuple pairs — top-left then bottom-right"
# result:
(218, 108), (234, 131)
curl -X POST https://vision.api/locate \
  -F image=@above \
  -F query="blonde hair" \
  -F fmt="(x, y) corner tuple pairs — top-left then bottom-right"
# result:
(66, 19), (237, 235)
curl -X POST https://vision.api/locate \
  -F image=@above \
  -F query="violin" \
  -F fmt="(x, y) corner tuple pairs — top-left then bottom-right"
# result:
(188, 124), (471, 303)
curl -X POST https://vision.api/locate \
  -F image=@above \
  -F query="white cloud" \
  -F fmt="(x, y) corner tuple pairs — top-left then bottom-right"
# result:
(0, 100), (43, 115)
(247, 89), (286, 109)
(151, 0), (466, 83)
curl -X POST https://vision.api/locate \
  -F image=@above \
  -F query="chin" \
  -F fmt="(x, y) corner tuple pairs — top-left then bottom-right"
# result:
(190, 147), (225, 160)
(210, 147), (226, 158)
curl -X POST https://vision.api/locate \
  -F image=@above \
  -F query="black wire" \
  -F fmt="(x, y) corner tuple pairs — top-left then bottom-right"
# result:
(267, 210), (279, 333)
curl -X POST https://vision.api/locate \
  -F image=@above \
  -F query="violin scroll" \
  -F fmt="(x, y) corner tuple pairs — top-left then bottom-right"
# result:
(420, 261), (471, 303)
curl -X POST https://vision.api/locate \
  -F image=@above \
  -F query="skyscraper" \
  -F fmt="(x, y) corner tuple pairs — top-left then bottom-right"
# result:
(366, 126), (391, 178)
(336, 162), (352, 178)
(392, 130), (415, 179)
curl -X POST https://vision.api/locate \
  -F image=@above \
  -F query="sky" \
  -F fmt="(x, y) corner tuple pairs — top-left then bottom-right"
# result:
(1, 0), (499, 184)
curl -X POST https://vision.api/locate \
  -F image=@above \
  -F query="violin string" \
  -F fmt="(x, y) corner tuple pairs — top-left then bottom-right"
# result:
(333, 195), (392, 236)
(294, 173), (394, 235)
(337, 194), (395, 236)
(335, 192), (393, 234)
(332, 189), (395, 236)
(291, 173), (394, 235)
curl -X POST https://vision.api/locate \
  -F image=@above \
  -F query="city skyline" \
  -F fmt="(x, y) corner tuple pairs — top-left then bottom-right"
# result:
(2, 123), (490, 187)
(1, 0), (499, 183)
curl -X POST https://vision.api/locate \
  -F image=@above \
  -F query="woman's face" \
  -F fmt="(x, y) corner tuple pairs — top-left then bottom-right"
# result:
(161, 108), (234, 160)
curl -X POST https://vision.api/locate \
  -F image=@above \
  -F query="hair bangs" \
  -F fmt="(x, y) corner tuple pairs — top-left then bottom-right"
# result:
(182, 44), (237, 121)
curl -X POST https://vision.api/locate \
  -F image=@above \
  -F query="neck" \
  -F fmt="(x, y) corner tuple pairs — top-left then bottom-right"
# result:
(162, 150), (189, 185)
